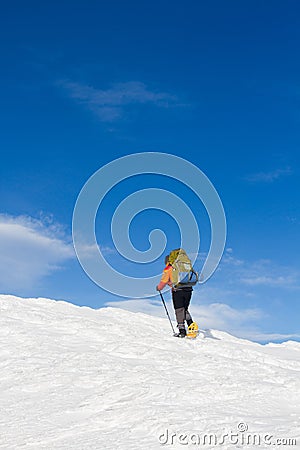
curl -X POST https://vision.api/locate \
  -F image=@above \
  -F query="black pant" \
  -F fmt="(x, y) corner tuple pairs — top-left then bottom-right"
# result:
(172, 288), (193, 329)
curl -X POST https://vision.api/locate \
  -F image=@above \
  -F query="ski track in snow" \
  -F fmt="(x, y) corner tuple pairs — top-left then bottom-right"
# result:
(0, 294), (299, 450)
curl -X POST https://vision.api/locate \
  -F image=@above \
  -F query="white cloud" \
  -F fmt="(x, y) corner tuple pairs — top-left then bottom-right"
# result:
(241, 275), (297, 287)
(0, 215), (74, 290)
(236, 259), (300, 290)
(105, 298), (164, 318)
(213, 252), (300, 290)
(244, 167), (292, 183)
(104, 295), (300, 342)
(236, 330), (300, 342)
(105, 296), (263, 337)
(73, 242), (117, 260)
(59, 80), (180, 122)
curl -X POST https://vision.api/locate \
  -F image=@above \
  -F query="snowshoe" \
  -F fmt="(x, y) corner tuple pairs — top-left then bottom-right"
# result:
(186, 322), (199, 339)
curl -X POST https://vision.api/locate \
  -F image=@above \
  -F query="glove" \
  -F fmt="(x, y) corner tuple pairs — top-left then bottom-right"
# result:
(156, 285), (160, 291)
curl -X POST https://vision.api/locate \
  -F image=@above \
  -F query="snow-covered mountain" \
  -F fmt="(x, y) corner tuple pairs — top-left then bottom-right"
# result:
(0, 294), (299, 449)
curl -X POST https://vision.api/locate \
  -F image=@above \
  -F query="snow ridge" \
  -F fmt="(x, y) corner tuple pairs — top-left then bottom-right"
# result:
(0, 294), (299, 449)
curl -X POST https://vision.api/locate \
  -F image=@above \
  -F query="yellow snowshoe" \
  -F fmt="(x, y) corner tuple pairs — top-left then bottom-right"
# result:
(186, 322), (199, 339)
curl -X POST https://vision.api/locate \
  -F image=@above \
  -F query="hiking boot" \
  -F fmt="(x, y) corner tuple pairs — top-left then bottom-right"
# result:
(174, 328), (186, 338)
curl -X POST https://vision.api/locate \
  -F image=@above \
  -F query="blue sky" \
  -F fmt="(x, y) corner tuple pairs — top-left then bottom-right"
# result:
(1, 0), (300, 342)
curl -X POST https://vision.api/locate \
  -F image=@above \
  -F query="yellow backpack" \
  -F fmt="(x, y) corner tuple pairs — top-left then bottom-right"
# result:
(168, 248), (198, 288)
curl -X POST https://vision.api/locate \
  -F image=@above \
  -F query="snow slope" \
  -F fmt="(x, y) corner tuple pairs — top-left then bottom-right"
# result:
(0, 294), (299, 450)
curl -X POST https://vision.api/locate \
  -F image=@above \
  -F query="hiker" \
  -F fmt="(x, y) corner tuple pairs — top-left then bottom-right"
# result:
(156, 251), (197, 338)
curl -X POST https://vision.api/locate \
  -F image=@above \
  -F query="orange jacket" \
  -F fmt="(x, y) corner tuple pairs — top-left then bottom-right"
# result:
(157, 264), (173, 291)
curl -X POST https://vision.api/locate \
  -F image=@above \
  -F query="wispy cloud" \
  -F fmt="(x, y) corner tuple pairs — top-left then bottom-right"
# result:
(237, 259), (300, 290)
(241, 275), (298, 288)
(104, 296), (300, 343)
(213, 251), (300, 290)
(58, 80), (180, 122)
(238, 330), (300, 342)
(0, 214), (74, 290)
(244, 167), (292, 183)
(105, 296), (263, 337)
(74, 243), (117, 259)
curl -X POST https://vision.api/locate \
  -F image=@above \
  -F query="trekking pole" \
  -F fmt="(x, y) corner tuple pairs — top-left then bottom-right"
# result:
(159, 290), (176, 335)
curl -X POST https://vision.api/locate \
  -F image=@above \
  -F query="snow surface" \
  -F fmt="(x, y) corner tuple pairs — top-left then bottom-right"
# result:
(0, 294), (299, 450)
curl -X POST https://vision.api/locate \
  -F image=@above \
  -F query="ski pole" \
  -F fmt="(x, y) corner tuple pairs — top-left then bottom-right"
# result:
(159, 290), (176, 335)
